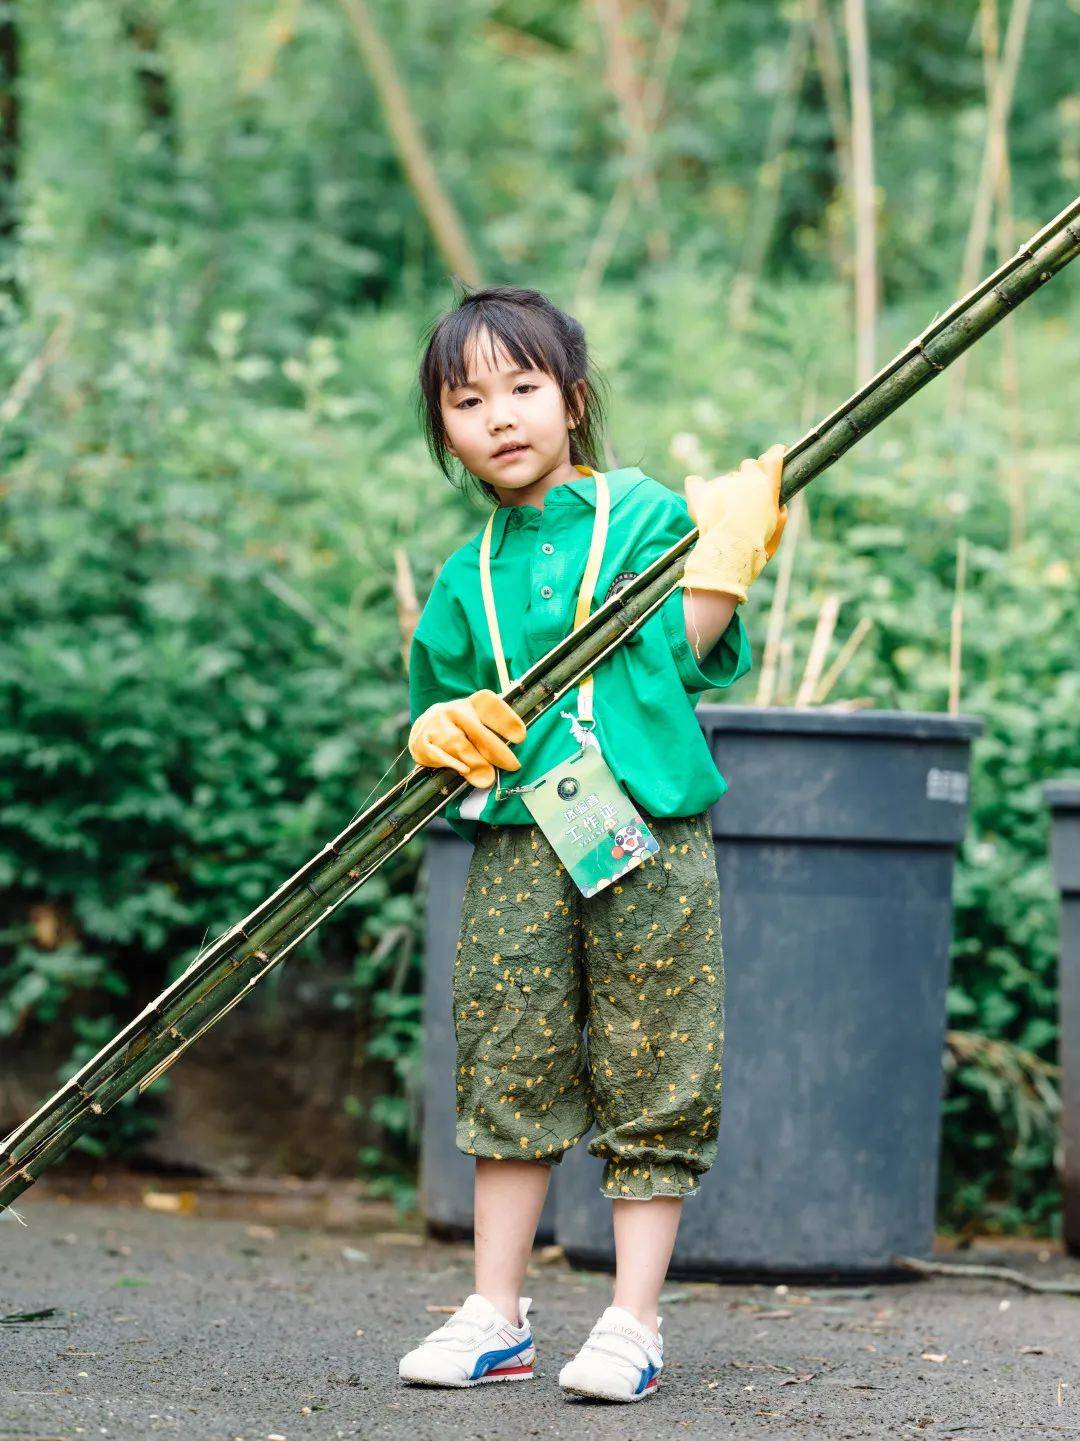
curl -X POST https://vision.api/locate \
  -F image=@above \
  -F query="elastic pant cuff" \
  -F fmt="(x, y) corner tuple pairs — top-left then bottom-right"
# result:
(600, 1158), (702, 1200)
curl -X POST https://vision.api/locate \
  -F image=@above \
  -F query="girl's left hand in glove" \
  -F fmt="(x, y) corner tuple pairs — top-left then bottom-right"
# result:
(679, 443), (789, 604)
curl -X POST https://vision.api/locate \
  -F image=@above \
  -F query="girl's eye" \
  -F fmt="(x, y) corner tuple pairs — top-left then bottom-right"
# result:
(455, 383), (538, 410)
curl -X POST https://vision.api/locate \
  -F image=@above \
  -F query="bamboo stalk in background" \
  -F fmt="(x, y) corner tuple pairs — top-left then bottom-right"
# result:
(0, 312), (71, 439)
(844, 0), (878, 385)
(593, 0), (671, 266)
(949, 536), (968, 716)
(979, 0), (1028, 549)
(336, 0), (482, 287)
(575, 0), (690, 307)
(948, 0), (1033, 412)
(2, 197), (1077, 1217)
(728, 7), (812, 332)
(240, 0), (303, 96)
(807, 0), (853, 281)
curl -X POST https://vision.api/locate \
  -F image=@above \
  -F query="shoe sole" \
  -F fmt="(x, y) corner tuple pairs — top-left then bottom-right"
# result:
(400, 1363), (535, 1387)
(560, 1379), (659, 1402)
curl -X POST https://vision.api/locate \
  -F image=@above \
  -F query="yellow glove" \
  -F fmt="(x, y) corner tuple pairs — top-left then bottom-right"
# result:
(408, 688), (526, 789)
(679, 443), (789, 604)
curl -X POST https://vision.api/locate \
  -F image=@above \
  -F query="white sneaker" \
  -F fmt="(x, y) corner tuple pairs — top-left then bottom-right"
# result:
(398, 1293), (536, 1387)
(558, 1304), (663, 1402)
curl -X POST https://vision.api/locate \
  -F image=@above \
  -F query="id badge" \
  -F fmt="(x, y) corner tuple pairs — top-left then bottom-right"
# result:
(520, 738), (661, 899)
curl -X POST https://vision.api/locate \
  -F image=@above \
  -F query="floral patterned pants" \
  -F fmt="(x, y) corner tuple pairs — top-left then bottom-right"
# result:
(451, 807), (725, 1200)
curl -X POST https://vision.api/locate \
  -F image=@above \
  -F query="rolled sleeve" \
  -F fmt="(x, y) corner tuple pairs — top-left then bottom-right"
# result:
(661, 589), (752, 695)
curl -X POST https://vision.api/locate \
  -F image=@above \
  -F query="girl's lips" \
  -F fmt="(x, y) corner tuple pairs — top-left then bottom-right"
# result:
(494, 444), (529, 461)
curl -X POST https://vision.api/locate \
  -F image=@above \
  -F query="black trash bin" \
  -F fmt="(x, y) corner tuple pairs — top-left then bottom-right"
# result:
(1045, 780), (1080, 1255)
(554, 705), (982, 1280)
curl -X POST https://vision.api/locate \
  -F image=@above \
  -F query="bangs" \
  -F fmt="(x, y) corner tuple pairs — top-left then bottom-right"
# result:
(415, 283), (609, 498)
(428, 299), (567, 397)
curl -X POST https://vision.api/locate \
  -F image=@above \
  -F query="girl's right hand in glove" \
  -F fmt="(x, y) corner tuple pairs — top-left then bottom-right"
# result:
(408, 689), (527, 789)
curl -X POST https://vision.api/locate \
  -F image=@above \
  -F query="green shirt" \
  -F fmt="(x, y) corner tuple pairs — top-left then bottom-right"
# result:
(408, 466), (751, 845)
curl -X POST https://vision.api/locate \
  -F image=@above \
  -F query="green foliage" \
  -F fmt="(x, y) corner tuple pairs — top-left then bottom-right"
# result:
(0, 0), (1076, 1230)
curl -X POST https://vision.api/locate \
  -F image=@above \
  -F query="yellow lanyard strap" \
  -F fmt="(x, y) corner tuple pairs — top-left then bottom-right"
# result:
(479, 467), (610, 724)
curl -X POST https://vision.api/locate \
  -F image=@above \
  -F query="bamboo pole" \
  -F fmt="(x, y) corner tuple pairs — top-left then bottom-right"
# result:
(335, 0), (482, 287)
(844, 0), (878, 386)
(2, 196), (1078, 1215)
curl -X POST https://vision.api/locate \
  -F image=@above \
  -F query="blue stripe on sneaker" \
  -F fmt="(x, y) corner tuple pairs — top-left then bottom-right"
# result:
(635, 1360), (660, 1394)
(470, 1335), (533, 1380)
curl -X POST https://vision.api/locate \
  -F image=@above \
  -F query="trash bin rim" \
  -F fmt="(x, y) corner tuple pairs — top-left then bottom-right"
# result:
(1044, 779), (1080, 811)
(695, 703), (983, 741)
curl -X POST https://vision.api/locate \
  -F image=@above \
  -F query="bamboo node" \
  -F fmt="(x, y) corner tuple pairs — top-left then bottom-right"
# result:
(993, 284), (1016, 312)
(348, 868), (362, 880)
(914, 341), (945, 373)
(253, 949), (269, 961)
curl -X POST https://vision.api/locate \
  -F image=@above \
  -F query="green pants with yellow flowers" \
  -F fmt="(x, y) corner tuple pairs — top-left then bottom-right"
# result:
(451, 806), (725, 1200)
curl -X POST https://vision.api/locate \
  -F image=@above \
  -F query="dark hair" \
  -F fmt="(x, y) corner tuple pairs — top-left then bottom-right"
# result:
(415, 283), (610, 505)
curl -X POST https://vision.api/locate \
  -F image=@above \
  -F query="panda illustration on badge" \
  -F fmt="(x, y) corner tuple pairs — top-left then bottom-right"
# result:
(611, 820), (661, 861)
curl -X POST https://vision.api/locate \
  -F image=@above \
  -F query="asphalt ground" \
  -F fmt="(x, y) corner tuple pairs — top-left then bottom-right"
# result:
(2, 1172), (1079, 1441)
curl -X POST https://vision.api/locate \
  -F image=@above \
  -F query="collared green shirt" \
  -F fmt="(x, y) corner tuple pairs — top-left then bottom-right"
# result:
(408, 466), (751, 845)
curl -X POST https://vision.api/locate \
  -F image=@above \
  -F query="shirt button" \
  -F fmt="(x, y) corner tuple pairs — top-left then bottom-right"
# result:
(540, 584), (554, 599)
(541, 542), (555, 554)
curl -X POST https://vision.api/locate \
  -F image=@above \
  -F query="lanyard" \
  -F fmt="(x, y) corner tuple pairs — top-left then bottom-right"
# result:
(479, 466), (610, 726)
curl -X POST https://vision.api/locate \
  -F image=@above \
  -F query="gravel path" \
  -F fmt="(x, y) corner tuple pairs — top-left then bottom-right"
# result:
(2, 1180), (1079, 1440)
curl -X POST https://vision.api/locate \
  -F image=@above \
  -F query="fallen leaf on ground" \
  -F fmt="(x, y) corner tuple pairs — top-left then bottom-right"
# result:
(142, 1189), (198, 1215)
(921, 1352), (948, 1363)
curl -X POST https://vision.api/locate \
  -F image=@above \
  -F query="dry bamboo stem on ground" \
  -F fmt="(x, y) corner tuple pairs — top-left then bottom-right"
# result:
(948, 536), (968, 716)
(795, 593), (840, 706)
(893, 1254), (1080, 1295)
(813, 615), (873, 705)
(2, 197), (1077, 1215)
(756, 491), (804, 706)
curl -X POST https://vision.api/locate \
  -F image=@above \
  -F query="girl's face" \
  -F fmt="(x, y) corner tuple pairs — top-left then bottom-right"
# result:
(440, 330), (582, 495)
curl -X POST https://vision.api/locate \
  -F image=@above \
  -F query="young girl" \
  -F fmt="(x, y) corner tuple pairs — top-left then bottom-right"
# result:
(400, 284), (786, 1401)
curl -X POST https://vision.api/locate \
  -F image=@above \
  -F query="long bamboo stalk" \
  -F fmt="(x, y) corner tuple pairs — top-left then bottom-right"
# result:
(2, 196), (1078, 1216)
